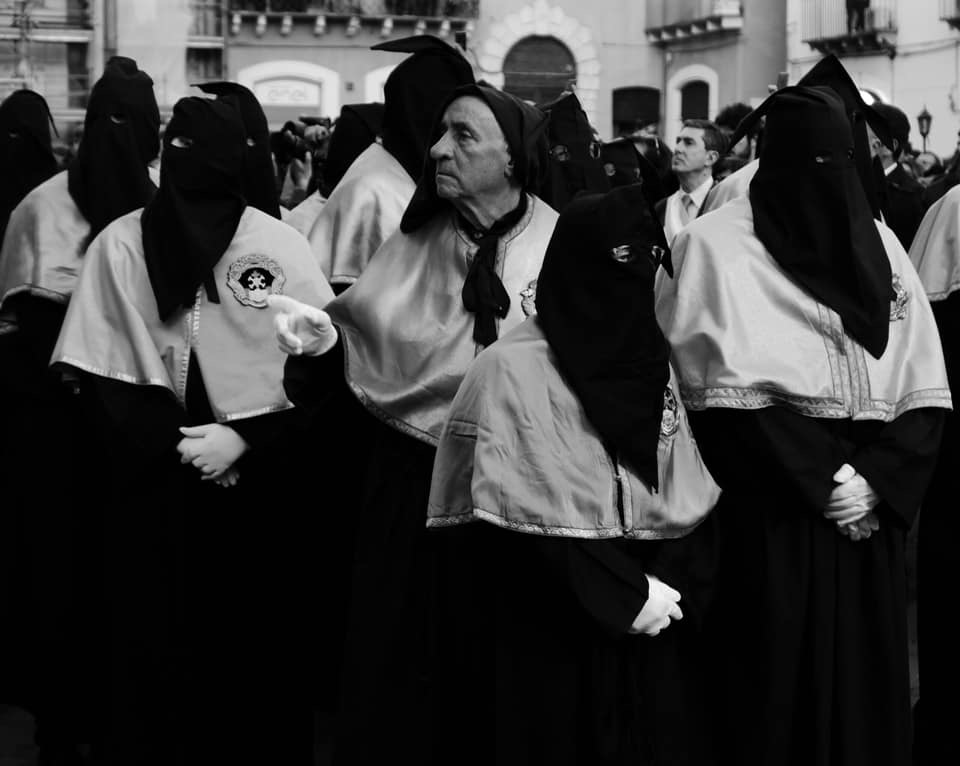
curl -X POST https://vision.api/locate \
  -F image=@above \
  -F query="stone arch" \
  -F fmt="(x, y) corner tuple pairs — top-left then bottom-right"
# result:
(476, 0), (600, 126)
(665, 64), (719, 147)
(236, 60), (341, 119)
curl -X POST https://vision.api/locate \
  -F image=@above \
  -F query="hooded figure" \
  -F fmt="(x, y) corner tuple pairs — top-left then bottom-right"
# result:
(401, 82), (550, 347)
(288, 35), (474, 289)
(195, 81), (282, 219)
(536, 90), (610, 211)
(51, 94), (332, 765)
(374, 34), (476, 181)
(67, 56), (160, 242)
(0, 90), (57, 246)
(600, 137), (667, 202)
(425, 184), (719, 765)
(321, 102), (385, 196)
(276, 82), (558, 764)
(658, 84), (950, 766)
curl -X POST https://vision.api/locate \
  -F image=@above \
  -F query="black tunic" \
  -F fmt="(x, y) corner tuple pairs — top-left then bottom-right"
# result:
(689, 406), (944, 766)
(76, 352), (314, 766)
(914, 293), (960, 765)
(429, 515), (721, 766)
(284, 345), (432, 765)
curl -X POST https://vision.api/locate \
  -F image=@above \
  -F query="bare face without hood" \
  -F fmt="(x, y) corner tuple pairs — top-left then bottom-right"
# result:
(430, 95), (520, 228)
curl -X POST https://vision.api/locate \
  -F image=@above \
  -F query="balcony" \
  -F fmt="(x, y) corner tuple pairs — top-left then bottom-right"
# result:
(941, 0), (960, 31)
(801, 0), (897, 58)
(0, 0), (93, 43)
(645, 0), (743, 46)
(190, 1), (225, 48)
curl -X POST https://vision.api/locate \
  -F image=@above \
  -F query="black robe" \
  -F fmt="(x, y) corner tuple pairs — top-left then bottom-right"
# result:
(73, 352), (315, 766)
(0, 295), (100, 755)
(914, 293), (960, 766)
(428, 515), (721, 766)
(284, 344), (432, 765)
(688, 406), (944, 766)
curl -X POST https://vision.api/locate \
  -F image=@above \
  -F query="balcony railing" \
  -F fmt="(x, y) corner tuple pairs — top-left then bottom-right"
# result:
(801, 0), (896, 57)
(0, 0), (92, 42)
(228, 1), (478, 17)
(941, 0), (960, 30)
(645, 0), (743, 45)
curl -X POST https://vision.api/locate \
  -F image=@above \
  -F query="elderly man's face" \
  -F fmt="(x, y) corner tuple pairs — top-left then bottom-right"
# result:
(430, 96), (513, 203)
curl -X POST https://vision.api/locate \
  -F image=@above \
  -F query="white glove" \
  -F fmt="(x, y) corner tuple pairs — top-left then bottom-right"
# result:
(629, 574), (683, 637)
(267, 294), (338, 357)
(177, 423), (249, 480)
(824, 462), (880, 529)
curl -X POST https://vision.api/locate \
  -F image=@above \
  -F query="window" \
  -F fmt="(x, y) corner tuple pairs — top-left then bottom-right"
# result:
(503, 36), (576, 105)
(612, 86), (661, 137)
(187, 49), (224, 83)
(680, 80), (709, 120)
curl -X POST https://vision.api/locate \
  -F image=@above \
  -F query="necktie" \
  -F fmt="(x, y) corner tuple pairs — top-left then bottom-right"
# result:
(680, 193), (696, 226)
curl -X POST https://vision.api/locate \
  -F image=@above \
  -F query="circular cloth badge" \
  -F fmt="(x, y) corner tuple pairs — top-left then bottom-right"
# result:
(660, 386), (680, 438)
(226, 254), (286, 309)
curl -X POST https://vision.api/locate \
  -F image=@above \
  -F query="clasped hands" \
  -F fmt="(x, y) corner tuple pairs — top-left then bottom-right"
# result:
(824, 462), (880, 541)
(176, 423), (248, 488)
(267, 294), (338, 357)
(630, 575), (683, 637)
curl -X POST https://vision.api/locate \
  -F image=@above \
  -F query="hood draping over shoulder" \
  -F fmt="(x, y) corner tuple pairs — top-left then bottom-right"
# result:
(536, 184), (672, 488)
(141, 96), (246, 321)
(67, 56), (159, 241)
(0, 90), (58, 245)
(734, 85), (893, 359)
(372, 35), (475, 183)
(195, 81), (281, 219)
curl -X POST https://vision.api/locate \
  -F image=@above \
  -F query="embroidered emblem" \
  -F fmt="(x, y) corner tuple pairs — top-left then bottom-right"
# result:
(661, 386), (679, 438)
(226, 254), (286, 309)
(603, 161), (616, 177)
(610, 244), (634, 263)
(890, 273), (909, 321)
(520, 280), (537, 317)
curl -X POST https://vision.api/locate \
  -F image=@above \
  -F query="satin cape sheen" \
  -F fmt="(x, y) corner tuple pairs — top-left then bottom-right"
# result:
(909, 183), (960, 302)
(53, 207), (333, 420)
(427, 319), (719, 539)
(657, 197), (952, 422)
(324, 194), (557, 444)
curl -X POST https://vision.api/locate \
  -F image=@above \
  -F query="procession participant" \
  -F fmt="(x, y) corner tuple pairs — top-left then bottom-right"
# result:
(321, 102), (385, 197)
(0, 59), (159, 766)
(426, 183), (721, 766)
(196, 80), (282, 219)
(907, 187), (960, 765)
(658, 85), (950, 766)
(272, 82), (556, 765)
(52, 95), (333, 766)
(0, 89), (57, 248)
(600, 136), (667, 202)
(290, 35), (473, 291)
(537, 90), (609, 211)
(0, 56), (159, 358)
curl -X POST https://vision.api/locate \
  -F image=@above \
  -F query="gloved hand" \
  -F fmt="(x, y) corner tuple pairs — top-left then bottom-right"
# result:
(824, 462), (880, 540)
(836, 511), (880, 542)
(629, 574), (683, 637)
(267, 294), (338, 357)
(177, 423), (249, 480)
(213, 466), (240, 488)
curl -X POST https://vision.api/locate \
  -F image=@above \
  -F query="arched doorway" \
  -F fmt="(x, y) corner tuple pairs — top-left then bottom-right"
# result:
(503, 36), (576, 104)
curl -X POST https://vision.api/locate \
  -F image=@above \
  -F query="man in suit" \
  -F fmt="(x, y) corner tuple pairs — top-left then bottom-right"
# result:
(870, 102), (927, 249)
(656, 119), (726, 246)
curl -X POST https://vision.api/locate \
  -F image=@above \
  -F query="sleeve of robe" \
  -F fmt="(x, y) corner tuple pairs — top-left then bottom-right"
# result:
(523, 536), (651, 637)
(688, 407), (945, 530)
(282, 338), (351, 419)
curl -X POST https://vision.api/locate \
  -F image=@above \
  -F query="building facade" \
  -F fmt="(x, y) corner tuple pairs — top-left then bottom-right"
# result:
(3, 0), (793, 143)
(789, 0), (960, 158)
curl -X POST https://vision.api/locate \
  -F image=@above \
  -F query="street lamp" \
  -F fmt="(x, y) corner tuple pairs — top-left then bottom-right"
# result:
(917, 107), (933, 152)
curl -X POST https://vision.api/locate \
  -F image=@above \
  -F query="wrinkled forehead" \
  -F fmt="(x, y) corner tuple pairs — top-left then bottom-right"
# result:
(441, 95), (505, 142)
